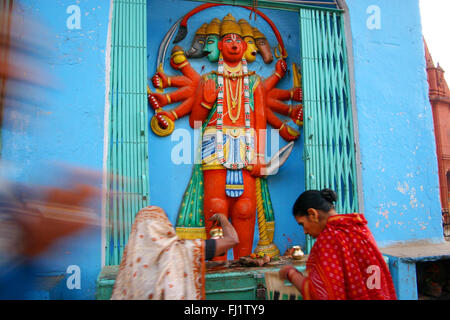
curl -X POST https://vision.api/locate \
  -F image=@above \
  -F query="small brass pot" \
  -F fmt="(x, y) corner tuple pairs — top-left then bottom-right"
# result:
(292, 246), (304, 260)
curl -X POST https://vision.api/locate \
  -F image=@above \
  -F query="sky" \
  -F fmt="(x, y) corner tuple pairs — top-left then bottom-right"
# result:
(419, 0), (450, 83)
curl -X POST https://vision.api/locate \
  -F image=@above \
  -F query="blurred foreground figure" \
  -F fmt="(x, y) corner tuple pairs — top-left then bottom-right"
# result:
(0, 0), (54, 135)
(0, 166), (100, 299)
(111, 206), (239, 300)
(0, 1), (99, 299)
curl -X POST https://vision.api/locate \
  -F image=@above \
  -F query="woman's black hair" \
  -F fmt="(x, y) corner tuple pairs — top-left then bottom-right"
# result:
(292, 188), (337, 217)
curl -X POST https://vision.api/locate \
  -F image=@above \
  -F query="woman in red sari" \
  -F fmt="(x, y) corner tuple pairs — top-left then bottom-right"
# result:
(279, 189), (397, 300)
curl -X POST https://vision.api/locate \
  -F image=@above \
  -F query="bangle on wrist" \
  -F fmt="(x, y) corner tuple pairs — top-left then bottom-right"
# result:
(201, 101), (212, 110)
(275, 72), (282, 79)
(167, 77), (172, 87)
(171, 110), (178, 120)
(165, 94), (172, 104)
(177, 61), (189, 69)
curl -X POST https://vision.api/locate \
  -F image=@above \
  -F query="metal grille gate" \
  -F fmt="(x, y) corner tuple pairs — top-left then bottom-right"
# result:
(299, 7), (360, 253)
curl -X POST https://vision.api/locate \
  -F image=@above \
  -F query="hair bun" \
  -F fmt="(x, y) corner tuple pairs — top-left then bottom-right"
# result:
(320, 188), (337, 203)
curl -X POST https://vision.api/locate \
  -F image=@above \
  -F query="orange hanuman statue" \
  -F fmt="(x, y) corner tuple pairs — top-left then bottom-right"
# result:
(149, 14), (303, 259)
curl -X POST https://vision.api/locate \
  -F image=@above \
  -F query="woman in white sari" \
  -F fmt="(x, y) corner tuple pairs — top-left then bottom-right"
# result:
(111, 206), (238, 300)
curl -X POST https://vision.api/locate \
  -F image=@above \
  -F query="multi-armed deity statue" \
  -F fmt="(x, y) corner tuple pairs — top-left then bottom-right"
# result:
(148, 11), (303, 260)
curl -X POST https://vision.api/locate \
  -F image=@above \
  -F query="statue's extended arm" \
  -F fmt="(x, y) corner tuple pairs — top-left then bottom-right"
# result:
(263, 59), (287, 91)
(152, 71), (192, 89)
(250, 82), (267, 177)
(269, 87), (302, 102)
(149, 46), (201, 108)
(266, 106), (300, 142)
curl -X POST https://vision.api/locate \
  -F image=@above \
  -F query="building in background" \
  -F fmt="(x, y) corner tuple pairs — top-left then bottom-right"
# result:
(425, 41), (450, 241)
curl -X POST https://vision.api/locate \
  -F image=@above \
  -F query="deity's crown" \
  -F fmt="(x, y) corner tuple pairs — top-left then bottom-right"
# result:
(220, 13), (242, 37)
(195, 23), (208, 36)
(206, 18), (221, 36)
(238, 19), (254, 38)
(252, 26), (267, 40)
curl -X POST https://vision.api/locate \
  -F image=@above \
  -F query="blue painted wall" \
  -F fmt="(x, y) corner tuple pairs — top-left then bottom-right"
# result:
(1, 0), (444, 299)
(345, 0), (444, 247)
(1, 0), (110, 299)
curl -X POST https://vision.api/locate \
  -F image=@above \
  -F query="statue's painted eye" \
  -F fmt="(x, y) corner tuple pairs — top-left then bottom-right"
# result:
(247, 40), (254, 44)
(198, 40), (205, 45)
(225, 39), (233, 43)
(208, 40), (215, 44)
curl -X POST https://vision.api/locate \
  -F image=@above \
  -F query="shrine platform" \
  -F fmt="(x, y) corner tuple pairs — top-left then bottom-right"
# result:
(95, 257), (308, 300)
(380, 240), (450, 300)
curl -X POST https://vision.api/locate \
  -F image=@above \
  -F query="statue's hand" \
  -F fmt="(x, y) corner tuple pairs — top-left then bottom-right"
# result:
(249, 157), (267, 178)
(291, 87), (303, 102)
(152, 72), (169, 89)
(203, 79), (218, 105)
(290, 105), (304, 126)
(155, 110), (176, 121)
(279, 124), (300, 142)
(148, 93), (169, 109)
(275, 59), (287, 79)
(170, 46), (189, 70)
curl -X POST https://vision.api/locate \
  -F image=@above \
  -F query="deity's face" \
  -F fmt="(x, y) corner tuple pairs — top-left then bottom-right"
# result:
(243, 36), (258, 63)
(186, 34), (207, 59)
(255, 38), (274, 64)
(203, 35), (220, 62)
(218, 34), (247, 63)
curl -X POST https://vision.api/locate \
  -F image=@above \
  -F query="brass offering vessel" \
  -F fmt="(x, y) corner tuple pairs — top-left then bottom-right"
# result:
(292, 246), (304, 260)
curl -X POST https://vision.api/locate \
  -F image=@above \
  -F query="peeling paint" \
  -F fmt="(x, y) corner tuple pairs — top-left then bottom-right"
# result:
(397, 181), (409, 195)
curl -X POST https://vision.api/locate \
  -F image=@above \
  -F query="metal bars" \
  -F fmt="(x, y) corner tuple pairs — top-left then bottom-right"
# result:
(299, 8), (359, 252)
(105, 0), (149, 266)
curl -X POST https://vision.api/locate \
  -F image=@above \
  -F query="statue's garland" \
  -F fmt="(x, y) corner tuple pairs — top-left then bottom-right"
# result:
(175, 77), (277, 256)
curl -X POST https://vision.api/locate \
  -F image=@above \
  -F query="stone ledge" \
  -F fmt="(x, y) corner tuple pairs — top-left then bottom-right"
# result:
(380, 240), (450, 263)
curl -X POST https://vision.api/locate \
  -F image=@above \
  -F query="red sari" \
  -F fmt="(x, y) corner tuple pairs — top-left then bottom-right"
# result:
(301, 214), (397, 300)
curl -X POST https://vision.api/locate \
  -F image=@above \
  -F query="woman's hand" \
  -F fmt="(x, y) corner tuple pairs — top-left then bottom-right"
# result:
(209, 213), (239, 257)
(279, 264), (305, 291)
(279, 265), (297, 281)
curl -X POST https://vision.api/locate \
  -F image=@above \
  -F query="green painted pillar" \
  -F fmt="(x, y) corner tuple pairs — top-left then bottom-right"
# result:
(104, 0), (150, 266)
